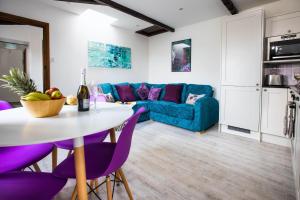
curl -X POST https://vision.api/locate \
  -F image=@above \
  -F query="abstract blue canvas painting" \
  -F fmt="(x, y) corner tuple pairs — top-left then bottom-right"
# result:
(88, 41), (131, 69)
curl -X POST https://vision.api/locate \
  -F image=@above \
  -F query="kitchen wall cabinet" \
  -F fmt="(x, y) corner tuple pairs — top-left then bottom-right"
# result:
(222, 9), (263, 87)
(221, 86), (261, 132)
(261, 88), (288, 137)
(266, 11), (300, 37)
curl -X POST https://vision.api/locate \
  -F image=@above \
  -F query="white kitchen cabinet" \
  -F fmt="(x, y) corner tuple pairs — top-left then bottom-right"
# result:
(266, 11), (300, 37)
(221, 86), (261, 132)
(261, 88), (288, 137)
(222, 9), (263, 87)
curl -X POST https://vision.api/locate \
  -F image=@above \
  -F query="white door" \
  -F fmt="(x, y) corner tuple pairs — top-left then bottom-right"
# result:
(261, 88), (288, 136)
(221, 86), (260, 131)
(222, 9), (263, 87)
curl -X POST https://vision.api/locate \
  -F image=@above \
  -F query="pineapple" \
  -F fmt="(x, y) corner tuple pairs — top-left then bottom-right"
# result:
(0, 68), (37, 96)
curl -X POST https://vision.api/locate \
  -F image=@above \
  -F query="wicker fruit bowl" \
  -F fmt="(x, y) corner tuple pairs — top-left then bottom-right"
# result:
(20, 98), (66, 118)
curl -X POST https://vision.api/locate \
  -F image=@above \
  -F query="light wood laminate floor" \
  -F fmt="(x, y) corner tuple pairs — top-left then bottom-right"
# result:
(39, 121), (295, 200)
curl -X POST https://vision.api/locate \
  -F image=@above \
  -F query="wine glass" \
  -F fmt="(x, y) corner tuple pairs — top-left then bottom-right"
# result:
(90, 80), (99, 109)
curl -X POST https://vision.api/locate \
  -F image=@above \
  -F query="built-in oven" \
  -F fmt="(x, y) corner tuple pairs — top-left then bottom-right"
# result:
(267, 33), (300, 61)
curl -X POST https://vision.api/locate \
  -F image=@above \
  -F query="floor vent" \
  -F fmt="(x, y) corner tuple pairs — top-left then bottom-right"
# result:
(228, 126), (251, 134)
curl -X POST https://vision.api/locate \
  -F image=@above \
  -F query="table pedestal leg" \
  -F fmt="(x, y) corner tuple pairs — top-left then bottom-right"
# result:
(74, 137), (88, 200)
(52, 147), (57, 171)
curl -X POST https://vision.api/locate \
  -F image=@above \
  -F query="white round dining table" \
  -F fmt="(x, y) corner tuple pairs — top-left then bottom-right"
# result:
(0, 102), (134, 200)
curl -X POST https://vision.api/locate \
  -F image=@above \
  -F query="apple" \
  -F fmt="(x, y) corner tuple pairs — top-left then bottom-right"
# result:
(51, 90), (62, 99)
(45, 87), (59, 96)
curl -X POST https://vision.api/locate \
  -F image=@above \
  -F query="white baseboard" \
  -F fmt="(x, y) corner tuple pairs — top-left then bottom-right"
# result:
(261, 133), (291, 147)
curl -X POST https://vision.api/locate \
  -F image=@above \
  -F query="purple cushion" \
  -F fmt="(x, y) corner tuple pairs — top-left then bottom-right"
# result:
(163, 84), (183, 103)
(148, 87), (161, 101)
(136, 83), (149, 100)
(115, 85), (136, 102)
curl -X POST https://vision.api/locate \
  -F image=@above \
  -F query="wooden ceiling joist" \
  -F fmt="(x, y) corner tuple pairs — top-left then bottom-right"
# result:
(55, 0), (175, 36)
(220, 0), (238, 15)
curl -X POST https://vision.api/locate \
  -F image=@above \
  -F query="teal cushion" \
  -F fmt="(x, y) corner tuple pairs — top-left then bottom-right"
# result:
(111, 82), (129, 101)
(150, 101), (194, 120)
(97, 83), (113, 94)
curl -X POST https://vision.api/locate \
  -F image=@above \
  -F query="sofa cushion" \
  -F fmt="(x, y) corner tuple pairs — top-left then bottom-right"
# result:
(148, 87), (162, 101)
(130, 83), (142, 100)
(184, 84), (213, 101)
(115, 85), (136, 102)
(150, 101), (194, 120)
(97, 83), (113, 94)
(136, 83), (149, 100)
(111, 82), (129, 100)
(147, 84), (166, 99)
(163, 84), (183, 103)
(133, 100), (151, 112)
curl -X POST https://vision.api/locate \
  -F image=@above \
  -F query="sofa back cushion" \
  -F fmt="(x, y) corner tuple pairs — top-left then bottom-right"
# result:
(163, 84), (183, 103)
(111, 82), (129, 101)
(148, 87), (162, 101)
(115, 85), (136, 102)
(136, 83), (149, 100)
(97, 83), (113, 94)
(147, 84), (166, 99)
(184, 84), (213, 101)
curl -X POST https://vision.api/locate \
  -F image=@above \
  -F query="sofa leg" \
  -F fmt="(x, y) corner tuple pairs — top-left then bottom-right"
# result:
(196, 131), (206, 134)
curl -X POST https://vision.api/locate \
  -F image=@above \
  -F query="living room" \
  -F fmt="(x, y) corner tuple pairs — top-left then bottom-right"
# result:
(0, 0), (300, 199)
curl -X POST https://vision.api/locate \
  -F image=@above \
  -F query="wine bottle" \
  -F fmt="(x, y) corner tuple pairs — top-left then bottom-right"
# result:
(77, 68), (90, 112)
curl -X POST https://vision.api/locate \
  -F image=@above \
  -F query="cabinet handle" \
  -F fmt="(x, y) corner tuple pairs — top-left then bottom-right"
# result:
(256, 89), (260, 91)
(264, 89), (267, 92)
(256, 83), (259, 86)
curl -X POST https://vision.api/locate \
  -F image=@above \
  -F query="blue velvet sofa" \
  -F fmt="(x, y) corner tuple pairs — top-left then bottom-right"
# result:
(98, 83), (219, 132)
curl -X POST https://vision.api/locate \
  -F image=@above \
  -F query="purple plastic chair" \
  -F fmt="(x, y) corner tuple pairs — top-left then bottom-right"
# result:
(54, 130), (109, 150)
(0, 171), (67, 200)
(0, 100), (54, 173)
(54, 107), (146, 199)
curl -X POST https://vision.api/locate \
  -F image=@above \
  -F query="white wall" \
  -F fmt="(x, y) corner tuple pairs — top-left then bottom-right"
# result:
(0, 0), (149, 96)
(148, 18), (222, 99)
(0, 25), (43, 91)
(148, 0), (300, 100)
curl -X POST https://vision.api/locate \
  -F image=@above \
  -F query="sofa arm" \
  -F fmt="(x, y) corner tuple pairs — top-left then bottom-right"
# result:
(193, 97), (219, 131)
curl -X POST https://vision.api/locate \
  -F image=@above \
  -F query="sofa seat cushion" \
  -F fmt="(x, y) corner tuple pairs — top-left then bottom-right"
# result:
(133, 100), (151, 112)
(150, 101), (194, 120)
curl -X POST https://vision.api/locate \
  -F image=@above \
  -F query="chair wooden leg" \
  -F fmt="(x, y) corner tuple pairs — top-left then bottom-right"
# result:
(52, 147), (57, 171)
(71, 184), (77, 200)
(118, 169), (134, 200)
(68, 150), (73, 157)
(32, 163), (41, 172)
(89, 180), (95, 192)
(106, 176), (113, 200)
(95, 179), (99, 193)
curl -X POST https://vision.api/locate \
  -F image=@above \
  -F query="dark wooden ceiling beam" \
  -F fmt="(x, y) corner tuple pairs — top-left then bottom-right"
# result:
(56, 0), (106, 5)
(55, 0), (174, 33)
(220, 0), (238, 15)
(93, 0), (174, 32)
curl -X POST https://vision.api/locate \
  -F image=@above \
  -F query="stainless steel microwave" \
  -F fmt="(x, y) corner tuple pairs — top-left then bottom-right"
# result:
(267, 33), (300, 60)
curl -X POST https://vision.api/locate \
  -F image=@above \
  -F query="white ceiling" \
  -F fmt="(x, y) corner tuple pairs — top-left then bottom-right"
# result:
(38, 0), (278, 31)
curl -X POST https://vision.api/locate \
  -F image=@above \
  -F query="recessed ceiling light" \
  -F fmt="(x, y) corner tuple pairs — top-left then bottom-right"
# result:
(179, 8), (183, 11)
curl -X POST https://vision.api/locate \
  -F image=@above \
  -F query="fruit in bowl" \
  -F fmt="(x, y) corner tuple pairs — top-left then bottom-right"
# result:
(0, 68), (65, 118)
(66, 95), (78, 105)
